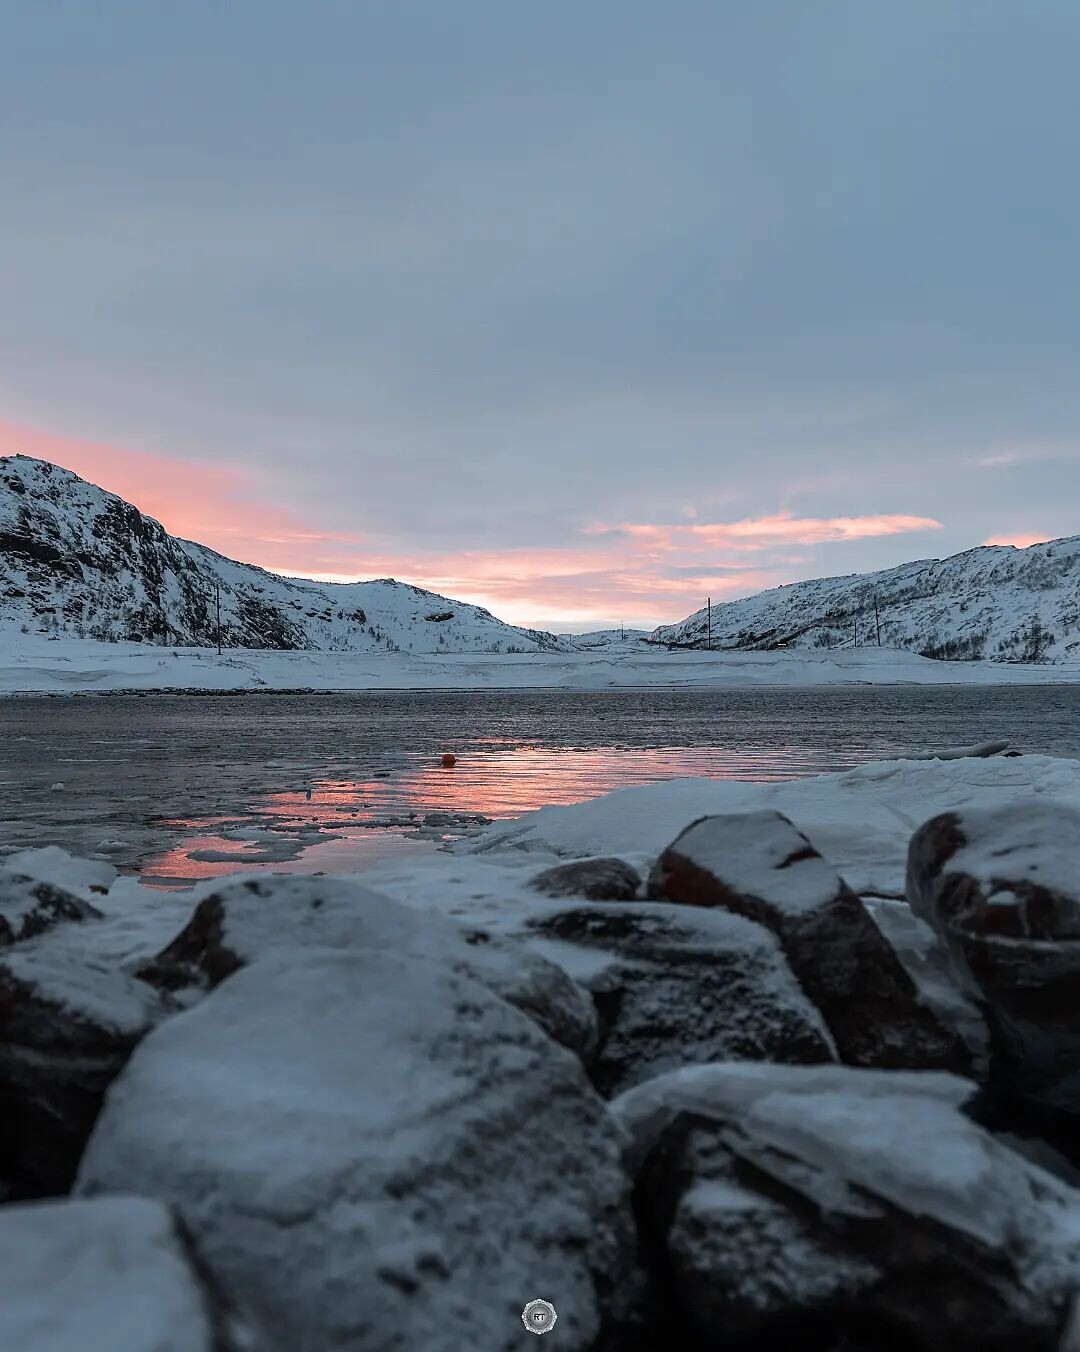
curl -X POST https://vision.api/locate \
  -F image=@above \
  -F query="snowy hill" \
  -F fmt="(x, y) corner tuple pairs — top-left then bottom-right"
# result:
(655, 538), (1080, 663)
(557, 628), (652, 651)
(0, 456), (563, 654)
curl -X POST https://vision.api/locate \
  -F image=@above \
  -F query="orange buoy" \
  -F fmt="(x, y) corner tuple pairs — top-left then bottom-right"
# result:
(441, 752), (457, 767)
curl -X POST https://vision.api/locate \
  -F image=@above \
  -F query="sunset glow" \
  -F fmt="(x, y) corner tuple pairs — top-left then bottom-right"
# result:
(983, 534), (1050, 549)
(0, 418), (946, 629)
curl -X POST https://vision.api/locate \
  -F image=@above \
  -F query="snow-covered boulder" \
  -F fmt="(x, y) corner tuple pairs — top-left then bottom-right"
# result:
(528, 856), (642, 901)
(649, 811), (970, 1072)
(615, 1062), (1080, 1351)
(0, 867), (101, 945)
(137, 874), (597, 1061)
(526, 902), (834, 1095)
(0, 1195), (260, 1352)
(77, 948), (639, 1351)
(908, 801), (1080, 1137)
(0, 937), (164, 1197)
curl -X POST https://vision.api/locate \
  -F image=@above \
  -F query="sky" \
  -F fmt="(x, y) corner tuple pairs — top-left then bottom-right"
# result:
(2, 1), (1079, 630)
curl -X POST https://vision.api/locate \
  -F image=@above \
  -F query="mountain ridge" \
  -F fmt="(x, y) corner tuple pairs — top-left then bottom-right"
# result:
(656, 534), (1080, 663)
(0, 455), (564, 655)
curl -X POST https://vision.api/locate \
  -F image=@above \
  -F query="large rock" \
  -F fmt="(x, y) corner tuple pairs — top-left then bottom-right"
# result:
(0, 867), (101, 945)
(526, 902), (834, 1096)
(528, 856), (642, 901)
(78, 948), (639, 1351)
(649, 810), (969, 1072)
(907, 801), (1080, 1134)
(0, 1195), (260, 1351)
(615, 1062), (1080, 1351)
(0, 939), (163, 1197)
(137, 874), (597, 1062)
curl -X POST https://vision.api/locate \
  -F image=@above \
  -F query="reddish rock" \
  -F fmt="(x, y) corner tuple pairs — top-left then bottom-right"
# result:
(649, 810), (969, 1072)
(529, 857), (642, 901)
(907, 802), (1080, 1133)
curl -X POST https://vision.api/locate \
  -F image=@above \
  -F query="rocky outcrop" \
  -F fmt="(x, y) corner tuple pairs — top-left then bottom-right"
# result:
(527, 902), (834, 1095)
(908, 801), (1080, 1141)
(0, 868), (101, 946)
(0, 1195), (261, 1351)
(616, 1062), (1080, 1352)
(528, 857), (642, 901)
(137, 874), (598, 1062)
(78, 948), (640, 1352)
(0, 938), (164, 1197)
(649, 810), (970, 1072)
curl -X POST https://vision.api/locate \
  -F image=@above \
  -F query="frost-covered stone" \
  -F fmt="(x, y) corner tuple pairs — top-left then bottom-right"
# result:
(78, 948), (638, 1352)
(0, 1195), (259, 1352)
(527, 902), (834, 1095)
(138, 874), (597, 1061)
(616, 1062), (1080, 1351)
(649, 810), (970, 1072)
(528, 856), (642, 901)
(0, 938), (163, 1196)
(0, 867), (101, 945)
(908, 801), (1080, 1132)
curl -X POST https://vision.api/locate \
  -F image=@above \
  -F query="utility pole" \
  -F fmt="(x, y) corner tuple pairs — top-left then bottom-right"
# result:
(215, 583), (222, 656)
(853, 614), (858, 648)
(874, 596), (881, 646)
(707, 596), (712, 651)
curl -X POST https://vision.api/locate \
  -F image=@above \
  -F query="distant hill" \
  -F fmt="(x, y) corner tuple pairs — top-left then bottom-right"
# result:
(654, 537), (1080, 662)
(0, 456), (564, 655)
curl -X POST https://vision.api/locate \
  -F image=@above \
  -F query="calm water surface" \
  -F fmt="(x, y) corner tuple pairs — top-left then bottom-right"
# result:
(0, 686), (1074, 885)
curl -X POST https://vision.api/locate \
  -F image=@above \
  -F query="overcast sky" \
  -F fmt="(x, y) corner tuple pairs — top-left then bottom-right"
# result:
(2, 1), (1079, 628)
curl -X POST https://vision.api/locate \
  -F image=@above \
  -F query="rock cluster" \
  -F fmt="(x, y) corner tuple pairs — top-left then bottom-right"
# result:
(4, 796), (1080, 1349)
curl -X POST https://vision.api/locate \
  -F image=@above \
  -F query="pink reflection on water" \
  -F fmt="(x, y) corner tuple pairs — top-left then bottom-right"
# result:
(139, 743), (859, 886)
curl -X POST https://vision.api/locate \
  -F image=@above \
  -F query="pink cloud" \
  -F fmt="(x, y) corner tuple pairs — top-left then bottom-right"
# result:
(0, 418), (369, 572)
(607, 511), (942, 551)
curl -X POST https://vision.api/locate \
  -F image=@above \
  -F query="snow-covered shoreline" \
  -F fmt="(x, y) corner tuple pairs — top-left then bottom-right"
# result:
(2, 635), (1078, 695)
(7, 750), (1080, 1349)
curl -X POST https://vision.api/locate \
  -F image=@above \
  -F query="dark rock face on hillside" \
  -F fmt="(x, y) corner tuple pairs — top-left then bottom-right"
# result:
(0, 454), (564, 655)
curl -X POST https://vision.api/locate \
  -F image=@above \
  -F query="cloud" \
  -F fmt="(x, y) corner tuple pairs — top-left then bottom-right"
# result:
(602, 512), (942, 551)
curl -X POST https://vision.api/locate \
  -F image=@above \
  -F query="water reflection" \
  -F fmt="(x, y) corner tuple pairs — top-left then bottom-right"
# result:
(138, 742), (869, 886)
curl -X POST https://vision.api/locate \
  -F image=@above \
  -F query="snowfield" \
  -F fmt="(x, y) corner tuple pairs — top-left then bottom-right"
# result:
(5, 455), (1080, 690)
(2, 633), (1078, 694)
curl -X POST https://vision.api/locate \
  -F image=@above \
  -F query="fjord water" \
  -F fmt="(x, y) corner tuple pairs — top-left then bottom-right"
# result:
(2, 686), (1077, 885)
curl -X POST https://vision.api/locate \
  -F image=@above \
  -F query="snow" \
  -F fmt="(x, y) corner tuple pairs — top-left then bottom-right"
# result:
(658, 533), (1080, 664)
(612, 1061), (1080, 1276)
(468, 752), (1080, 901)
(657, 809), (845, 916)
(1, 939), (161, 1038)
(6, 454), (1080, 684)
(77, 947), (635, 1351)
(1, 845), (116, 899)
(0, 454), (561, 660)
(142, 873), (598, 1058)
(0, 1195), (231, 1352)
(1, 633), (1077, 693)
(944, 801), (1080, 924)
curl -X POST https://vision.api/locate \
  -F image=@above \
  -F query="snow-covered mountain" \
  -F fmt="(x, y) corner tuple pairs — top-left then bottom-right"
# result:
(0, 456), (563, 654)
(655, 538), (1080, 662)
